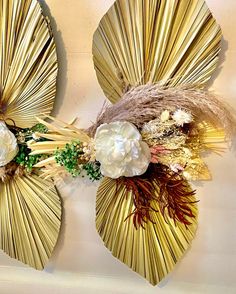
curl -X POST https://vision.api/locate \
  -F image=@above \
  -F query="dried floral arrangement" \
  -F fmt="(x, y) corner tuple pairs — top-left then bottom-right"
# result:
(27, 0), (236, 286)
(1, 0), (235, 287)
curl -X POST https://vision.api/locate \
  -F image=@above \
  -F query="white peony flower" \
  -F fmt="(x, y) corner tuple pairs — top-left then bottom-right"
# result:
(0, 121), (18, 167)
(94, 121), (151, 179)
(172, 109), (193, 126)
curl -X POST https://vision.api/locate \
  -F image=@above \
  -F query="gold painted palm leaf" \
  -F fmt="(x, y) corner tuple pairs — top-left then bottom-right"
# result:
(0, 0), (58, 128)
(97, 177), (198, 285)
(0, 0), (60, 269)
(0, 174), (61, 269)
(93, 0), (222, 103)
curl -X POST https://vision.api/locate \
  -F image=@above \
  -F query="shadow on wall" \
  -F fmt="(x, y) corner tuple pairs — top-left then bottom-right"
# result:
(37, 0), (68, 273)
(206, 37), (228, 89)
(205, 38), (236, 156)
(39, 0), (68, 117)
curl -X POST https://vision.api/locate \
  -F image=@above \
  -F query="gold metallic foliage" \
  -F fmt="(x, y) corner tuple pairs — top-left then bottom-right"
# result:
(93, 0), (222, 103)
(0, 0), (58, 128)
(96, 176), (198, 285)
(0, 0), (60, 269)
(0, 175), (61, 269)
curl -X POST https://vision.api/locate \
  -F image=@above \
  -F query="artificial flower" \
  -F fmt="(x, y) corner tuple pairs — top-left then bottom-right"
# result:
(0, 121), (18, 167)
(94, 121), (151, 179)
(170, 163), (184, 173)
(150, 145), (170, 163)
(32, 132), (41, 141)
(172, 109), (193, 126)
(160, 110), (170, 122)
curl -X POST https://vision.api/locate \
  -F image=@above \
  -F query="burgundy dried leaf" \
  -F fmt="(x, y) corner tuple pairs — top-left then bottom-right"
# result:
(116, 164), (197, 229)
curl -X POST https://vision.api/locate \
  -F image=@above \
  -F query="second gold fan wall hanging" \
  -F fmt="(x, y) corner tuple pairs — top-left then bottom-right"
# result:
(28, 0), (236, 286)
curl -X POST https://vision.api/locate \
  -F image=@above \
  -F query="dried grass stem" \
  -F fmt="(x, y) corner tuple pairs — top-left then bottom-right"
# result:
(87, 84), (236, 140)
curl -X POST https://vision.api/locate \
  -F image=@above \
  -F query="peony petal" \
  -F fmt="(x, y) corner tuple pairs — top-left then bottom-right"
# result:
(119, 122), (141, 140)
(100, 163), (125, 179)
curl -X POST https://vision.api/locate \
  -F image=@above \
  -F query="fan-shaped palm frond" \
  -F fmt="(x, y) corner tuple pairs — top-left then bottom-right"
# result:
(0, 174), (61, 269)
(93, 0), (222, 103)
(0, 0), (60, 270)
(92, 0), (222, 284)
(96, 176), (198, 285)
(0, 0), (58, 128)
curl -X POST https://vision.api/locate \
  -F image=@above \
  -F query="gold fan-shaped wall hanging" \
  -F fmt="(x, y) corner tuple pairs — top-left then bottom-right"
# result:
(91, 0), (224, 285)
(0, 0), (60, 270)
(8, 0), (236, 287)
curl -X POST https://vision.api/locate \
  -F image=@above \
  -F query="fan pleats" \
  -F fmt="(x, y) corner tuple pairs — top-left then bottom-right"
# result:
(93, 0), (222, 103)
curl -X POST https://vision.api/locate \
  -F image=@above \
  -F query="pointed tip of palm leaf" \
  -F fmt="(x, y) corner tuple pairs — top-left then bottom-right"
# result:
(0, 174), (62, 270)
(96, 176), (198, 285)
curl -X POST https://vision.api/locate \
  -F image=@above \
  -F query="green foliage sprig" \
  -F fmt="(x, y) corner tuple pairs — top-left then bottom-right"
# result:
(12, 123), (49, 172)
(55, 141), (84, 177)
(83, 162), (102, 181)
(31, 123), (48, 134)
(15, 145), (46, 173)
(54, 141), (102, 181)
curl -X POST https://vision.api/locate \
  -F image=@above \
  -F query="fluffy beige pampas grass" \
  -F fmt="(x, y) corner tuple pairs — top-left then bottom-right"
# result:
(88, 84), (236, 140)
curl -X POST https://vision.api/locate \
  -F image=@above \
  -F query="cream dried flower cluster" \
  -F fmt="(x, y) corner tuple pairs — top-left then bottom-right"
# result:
(91, 110), (195, 179)
(141, 109), (213, 180)
(93, 110), (194, 179)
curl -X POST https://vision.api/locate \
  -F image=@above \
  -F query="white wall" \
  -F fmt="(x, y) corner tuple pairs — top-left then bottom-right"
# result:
(0, 1), (236, 293)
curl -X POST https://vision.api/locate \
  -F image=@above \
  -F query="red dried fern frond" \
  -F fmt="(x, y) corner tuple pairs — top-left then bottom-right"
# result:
(116, 164), (197, 229)
(152, 165), (197, 226)
(116, 176), (158, 229)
